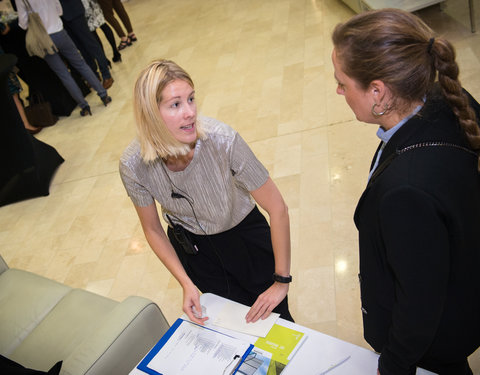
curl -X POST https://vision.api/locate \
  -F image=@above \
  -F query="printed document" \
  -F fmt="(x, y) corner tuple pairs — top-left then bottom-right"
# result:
(137, 319), (253, 375)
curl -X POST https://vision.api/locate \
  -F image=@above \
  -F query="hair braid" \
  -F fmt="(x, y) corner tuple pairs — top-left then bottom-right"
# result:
(432, 39), (480, 151)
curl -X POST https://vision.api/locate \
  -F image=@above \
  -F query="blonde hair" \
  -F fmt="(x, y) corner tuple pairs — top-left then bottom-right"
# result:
(133, 59), (205, 162)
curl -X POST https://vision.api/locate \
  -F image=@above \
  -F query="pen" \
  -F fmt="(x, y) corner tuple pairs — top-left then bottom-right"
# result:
(228, 356), (243, 375)
(222, 354), (241, 375)
(317, 355), (351, 375)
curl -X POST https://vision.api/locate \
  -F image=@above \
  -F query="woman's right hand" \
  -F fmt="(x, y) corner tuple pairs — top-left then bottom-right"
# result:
(182, 283), (209, 325)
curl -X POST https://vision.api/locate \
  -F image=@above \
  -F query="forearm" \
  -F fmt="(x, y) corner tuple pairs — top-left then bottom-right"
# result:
(269, 205), (291, 277)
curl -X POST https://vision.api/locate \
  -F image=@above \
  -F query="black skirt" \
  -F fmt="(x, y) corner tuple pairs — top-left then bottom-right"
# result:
(168, 205), (293, 321)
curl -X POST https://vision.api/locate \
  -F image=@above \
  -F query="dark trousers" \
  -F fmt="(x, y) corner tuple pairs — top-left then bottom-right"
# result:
(97, 0), (133, 38)
(168, 205), (294, 322)
(63, 16), (111, 80)
(93, 23), (120, 59)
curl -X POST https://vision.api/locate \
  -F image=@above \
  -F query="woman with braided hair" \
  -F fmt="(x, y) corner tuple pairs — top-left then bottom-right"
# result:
(331, 9), (480, 375)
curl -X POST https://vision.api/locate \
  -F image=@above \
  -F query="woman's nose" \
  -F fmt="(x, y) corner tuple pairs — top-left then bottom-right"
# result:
(184, 103), (195, 117)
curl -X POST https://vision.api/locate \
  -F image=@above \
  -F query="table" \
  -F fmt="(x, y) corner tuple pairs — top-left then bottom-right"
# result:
(130, 293), (435, 374)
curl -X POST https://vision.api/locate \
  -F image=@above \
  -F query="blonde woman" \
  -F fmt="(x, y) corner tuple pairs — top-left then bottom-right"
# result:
(120, 60), (293, 325)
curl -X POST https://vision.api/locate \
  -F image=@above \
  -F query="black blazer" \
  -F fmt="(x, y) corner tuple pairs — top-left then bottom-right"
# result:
(354, 86), (480, 374)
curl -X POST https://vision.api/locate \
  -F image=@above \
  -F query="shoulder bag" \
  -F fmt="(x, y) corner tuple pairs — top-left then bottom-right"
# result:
(22, 0), (58, 58)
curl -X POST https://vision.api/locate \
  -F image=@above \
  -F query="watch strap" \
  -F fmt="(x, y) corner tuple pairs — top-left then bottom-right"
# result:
(273, 273), (292, 283)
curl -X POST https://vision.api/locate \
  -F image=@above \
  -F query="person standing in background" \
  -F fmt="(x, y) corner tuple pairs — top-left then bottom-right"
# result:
(331, 9), (480, 375)
(97, 0), (136, 51)
(81, 0), (122, 63)
(15, 0), (112, 116)
(59, 0), (113, 89)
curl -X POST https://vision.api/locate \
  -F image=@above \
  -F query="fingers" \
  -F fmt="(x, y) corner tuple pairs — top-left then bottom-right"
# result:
(245, 283), (289, 323)
(246, 301), (273, 323)
(182, 286), (209, 325)
(183, 305), (209, 325)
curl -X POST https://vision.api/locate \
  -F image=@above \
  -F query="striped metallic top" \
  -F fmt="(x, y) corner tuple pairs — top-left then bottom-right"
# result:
(119, 116), (269, 234)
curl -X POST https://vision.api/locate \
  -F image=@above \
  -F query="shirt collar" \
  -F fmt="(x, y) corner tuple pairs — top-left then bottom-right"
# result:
(376, 104), (423, 144)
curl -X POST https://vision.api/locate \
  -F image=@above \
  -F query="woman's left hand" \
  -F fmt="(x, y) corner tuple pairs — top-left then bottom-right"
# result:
(245, 282), (289, 323)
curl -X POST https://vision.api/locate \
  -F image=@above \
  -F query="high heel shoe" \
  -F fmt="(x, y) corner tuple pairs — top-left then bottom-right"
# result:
(118, 38), (131, 50)
(128, 33), (137, 42)
(80, 106), (92, 116)
(101, 95), (112, 107)
(112, 53), (122, 63)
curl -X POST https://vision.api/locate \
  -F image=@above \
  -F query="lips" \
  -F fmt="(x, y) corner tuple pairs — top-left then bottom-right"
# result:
(180, 123), (195, 131)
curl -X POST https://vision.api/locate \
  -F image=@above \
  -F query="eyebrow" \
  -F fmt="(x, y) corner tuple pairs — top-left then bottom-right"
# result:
(162, 90), (195, 102)
(164, 90), (195, 102)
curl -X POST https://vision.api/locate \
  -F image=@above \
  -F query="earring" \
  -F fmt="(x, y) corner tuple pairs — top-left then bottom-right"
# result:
(371, 103), (389, 117)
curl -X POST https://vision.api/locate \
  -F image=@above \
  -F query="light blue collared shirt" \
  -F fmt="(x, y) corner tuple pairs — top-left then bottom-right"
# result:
(368, 104), (423, 181)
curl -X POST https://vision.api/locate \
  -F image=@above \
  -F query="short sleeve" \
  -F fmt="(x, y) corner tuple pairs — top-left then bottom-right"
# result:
(230, 133), (269, 191)
(119, 159), (154, 207)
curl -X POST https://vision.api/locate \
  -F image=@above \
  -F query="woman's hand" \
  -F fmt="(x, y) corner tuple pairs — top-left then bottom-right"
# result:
(182, 283), (209, 325)
(245, 282), (289, 323)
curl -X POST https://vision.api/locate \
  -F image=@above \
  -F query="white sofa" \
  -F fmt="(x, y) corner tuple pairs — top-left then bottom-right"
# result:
(0, 254), (169, 374)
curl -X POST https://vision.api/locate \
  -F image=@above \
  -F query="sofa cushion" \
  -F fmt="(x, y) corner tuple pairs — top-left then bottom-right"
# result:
(0, 269), (71, 356)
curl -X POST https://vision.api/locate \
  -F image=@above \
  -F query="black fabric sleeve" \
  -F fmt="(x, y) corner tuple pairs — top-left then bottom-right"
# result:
(377, 186), (450, 375)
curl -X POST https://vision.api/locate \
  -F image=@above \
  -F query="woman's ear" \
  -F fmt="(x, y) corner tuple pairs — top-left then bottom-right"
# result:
(368, 79), (385, 100)
(369, 80), (386, 100)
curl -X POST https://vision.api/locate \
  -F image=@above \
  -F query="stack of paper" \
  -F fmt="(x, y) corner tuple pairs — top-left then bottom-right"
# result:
(137, 319), (253, 375)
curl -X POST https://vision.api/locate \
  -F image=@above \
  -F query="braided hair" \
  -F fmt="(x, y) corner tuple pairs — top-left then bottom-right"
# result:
(332, 9), (480, 158)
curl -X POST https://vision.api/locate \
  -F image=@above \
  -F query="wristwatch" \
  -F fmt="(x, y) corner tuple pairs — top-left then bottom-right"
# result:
(273, 273), (292, 283)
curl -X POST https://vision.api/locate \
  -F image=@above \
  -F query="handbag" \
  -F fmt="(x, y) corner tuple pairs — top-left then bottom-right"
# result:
(25, 91), (58, 127)
(22, 0), (58, 58)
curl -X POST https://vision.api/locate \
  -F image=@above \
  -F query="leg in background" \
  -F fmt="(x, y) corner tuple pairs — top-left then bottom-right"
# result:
(63, 16), (112, 84)
(111, 0), (133, 34)
(42, 49), (89, 110)
(98, 0), (126, 38)
(99, 23), (121, 62)
(63, 21), (100, 80)
(51, 30), (108, 100)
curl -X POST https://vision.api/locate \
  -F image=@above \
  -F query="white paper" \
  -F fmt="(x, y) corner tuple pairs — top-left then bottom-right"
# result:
(212, 299), (279, 337)
(146, 320), (251, 375)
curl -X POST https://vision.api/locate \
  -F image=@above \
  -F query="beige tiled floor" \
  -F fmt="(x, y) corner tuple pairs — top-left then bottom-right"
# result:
(2, 0), (480, 372)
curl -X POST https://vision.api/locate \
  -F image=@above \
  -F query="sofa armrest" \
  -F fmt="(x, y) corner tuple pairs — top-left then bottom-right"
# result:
(63, 296), (170, 375)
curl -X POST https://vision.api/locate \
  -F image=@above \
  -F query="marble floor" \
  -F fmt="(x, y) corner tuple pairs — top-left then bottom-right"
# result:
(2, 0), (480, 372)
